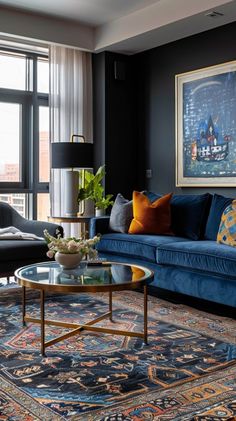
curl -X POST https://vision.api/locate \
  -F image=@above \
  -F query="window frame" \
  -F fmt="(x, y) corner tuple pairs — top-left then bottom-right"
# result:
(0, 47), (49, 219)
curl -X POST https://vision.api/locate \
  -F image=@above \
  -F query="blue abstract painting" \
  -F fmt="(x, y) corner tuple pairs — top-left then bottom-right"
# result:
(182, 70), (236, 179)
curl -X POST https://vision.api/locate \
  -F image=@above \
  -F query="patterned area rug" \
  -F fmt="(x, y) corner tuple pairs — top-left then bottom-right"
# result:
(0, 287), (235, 420)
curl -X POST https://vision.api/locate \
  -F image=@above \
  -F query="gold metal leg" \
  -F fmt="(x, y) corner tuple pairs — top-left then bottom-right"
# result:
(144, 285), (148, 345)
(43, 312), (111, 348)
(22, 286), (149, 353)
(22, 286), (26, 327)
(40, 290), (45, 356)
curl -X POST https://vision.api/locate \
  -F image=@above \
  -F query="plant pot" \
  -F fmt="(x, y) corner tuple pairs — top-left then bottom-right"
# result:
(95, 208), (106, 217)
(83, 199), (95, 217)
(55, 252), (82, 269)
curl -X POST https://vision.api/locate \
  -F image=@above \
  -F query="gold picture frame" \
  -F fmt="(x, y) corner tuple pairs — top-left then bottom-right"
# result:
(175, 61), (236, 187)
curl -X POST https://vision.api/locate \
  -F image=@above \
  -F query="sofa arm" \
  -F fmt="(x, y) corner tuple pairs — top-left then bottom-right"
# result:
(0, 201), (63, 238)
(12, 212), (63, 238)
(89, 216), (110, 238)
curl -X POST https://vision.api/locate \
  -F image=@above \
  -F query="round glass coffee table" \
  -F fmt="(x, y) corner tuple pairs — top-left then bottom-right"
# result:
(15, 261), (154, 356)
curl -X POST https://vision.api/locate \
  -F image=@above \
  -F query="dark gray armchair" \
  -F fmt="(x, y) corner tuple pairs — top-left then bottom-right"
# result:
(0, 201), (63, 277)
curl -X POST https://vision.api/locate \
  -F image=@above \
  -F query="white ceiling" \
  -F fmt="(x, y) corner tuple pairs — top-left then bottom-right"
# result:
(0, 0), (235, 54)
(0, 0), (161, 26)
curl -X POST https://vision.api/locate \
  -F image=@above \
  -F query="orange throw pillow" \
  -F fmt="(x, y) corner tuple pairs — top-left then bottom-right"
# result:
(128, 191), (173, 235)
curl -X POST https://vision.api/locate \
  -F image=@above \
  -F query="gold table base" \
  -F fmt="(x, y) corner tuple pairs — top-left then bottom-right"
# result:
(22, 286), (148, 356)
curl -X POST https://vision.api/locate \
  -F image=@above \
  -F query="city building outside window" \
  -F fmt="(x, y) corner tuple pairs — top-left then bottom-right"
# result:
(0, 49), (50, 220)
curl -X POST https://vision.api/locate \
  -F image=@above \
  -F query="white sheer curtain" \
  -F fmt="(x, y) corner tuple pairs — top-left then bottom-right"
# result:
(49, 45), (93, 235)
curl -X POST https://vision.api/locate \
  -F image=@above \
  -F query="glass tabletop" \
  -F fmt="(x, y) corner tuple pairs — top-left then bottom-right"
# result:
(15, 261), (153, 290)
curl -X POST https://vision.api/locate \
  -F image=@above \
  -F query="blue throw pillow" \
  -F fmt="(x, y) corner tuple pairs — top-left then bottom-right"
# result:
(205, 194), (233, 240)
(144, 192), (212, 240)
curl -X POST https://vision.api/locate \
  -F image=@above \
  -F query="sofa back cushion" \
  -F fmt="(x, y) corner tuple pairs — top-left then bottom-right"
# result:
(205, 194), (233, 240)
(128, 191), (173, 235)
(145, 192), (212, 240)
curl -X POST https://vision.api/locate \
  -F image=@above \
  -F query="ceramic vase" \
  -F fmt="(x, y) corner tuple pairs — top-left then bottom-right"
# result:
(95, 208), (106, 217)
(55, 252), (82, 269)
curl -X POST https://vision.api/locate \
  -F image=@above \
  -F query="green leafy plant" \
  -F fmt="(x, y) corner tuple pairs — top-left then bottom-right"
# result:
(77, 165), (114, 210)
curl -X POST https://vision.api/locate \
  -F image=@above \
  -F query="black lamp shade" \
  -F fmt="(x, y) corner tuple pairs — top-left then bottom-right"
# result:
(51, 142), (93, 169)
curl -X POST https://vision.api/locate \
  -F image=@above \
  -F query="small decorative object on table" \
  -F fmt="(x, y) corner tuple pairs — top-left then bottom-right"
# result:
(44, 229), (100, 269)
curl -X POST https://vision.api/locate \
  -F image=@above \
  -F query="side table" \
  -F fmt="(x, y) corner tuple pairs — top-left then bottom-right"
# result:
(47, 216), (91, 238)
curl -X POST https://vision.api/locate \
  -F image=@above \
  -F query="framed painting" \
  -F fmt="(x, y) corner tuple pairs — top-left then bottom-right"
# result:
(175, 61), (236, 187)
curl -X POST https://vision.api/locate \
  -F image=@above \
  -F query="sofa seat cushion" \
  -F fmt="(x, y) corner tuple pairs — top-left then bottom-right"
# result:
(0, 240), (47, 262)
(157, 240), (236, 278)
(97, 233), (189, 263)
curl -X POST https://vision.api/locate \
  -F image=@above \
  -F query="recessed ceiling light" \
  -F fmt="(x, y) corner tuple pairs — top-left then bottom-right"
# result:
(205, 11), (224, 18)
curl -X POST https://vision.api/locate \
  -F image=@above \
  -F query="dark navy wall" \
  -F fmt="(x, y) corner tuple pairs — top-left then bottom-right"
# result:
(134, 22), (236, 197)
(93, 52), (106, 172)
(92, 52), (138, 199)
(93, 23), (236, 199)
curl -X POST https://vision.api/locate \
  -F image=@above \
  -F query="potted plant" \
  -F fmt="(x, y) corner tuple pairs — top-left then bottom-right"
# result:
(77, 165), (113, 216)
(44, 229), (100, 269)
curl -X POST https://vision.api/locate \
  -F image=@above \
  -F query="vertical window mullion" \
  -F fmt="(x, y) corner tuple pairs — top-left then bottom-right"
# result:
(26, 56), (33, 92)
(21, 98), (25, 188)
(21, 94), (34, 218)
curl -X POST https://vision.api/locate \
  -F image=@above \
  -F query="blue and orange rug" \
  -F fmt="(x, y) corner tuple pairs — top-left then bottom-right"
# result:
(0, 287), (235, 420)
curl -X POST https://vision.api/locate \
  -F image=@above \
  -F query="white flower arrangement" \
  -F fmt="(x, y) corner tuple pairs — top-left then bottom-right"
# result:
(44, 229), (100, 260)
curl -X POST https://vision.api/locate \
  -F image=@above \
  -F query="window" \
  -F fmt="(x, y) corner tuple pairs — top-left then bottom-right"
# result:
(37, 58), (49, 94)
(0, 51), (27, 90)
(0, 48), (49, 220)
(0, 194), (27, 218)
(37, 193), (50, 221)
(0, 102), (21, 182)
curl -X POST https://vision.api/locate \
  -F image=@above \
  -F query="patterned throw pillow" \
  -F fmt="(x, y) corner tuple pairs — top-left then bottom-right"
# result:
(217, 200), (236, 246)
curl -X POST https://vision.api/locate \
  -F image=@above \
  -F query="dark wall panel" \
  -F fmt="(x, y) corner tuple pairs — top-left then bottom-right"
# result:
(92, 52), (106, 171)
(135, 22), (236, 197)
(105, 52), (138, 199)
(93, 52), (138, 200)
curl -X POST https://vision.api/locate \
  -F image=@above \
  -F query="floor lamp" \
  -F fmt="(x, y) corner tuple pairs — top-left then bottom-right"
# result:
(51, 137), (93, 216)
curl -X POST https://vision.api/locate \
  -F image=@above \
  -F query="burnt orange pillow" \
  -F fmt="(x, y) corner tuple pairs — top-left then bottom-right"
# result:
(128, 191), (173, 235)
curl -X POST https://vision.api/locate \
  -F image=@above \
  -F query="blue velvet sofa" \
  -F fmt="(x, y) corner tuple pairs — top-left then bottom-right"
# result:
(90, 193), (236, 309)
